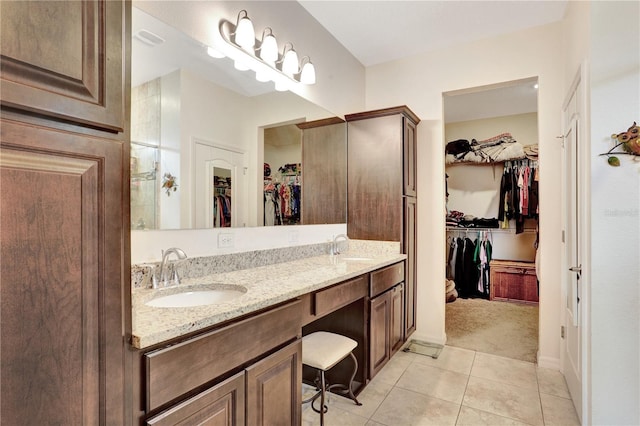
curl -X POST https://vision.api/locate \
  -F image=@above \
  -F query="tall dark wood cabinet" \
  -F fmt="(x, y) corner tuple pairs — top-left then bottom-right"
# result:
(0, 1), (131, 424)
(346, 106), (420, 340)
(298, 117), (347, 225)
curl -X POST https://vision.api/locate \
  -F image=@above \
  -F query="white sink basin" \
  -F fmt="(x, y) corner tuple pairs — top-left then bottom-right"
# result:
(145, 285), (246, 308)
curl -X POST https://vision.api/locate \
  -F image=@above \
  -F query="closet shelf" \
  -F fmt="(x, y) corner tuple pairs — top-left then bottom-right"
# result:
(446, 226), (536, 234)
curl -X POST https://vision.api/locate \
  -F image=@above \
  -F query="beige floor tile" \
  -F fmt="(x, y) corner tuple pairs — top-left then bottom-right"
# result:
(369, 356), (411, 386)
(456, 405), (531, 425)
(537, 367), (571, 399)
(396, 362), (469, 404)
(302, 402), (369, 426)
(463, 375), (543, 425)
(365, 421), (386, 426)
(540, 393), (580, 426)
(371, 387), (460, 426)
(412, 345), (476, 375)
(331, 379), (394, 419)
(470, 352), (538, 390)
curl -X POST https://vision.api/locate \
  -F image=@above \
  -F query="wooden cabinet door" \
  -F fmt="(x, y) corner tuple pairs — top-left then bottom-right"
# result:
(246, 340), (302, 426)
(347, 115), (403, 241)
(390, 283), (405, 354)
(404, 197), (417, 337)
(403, 118), (417, 197)
(146, 372), (245, 426)
(369, 293), (390, 378)
(523, 273), (539, 303)
(0, 119), (127, 425)
(0, 0), (125, 131)
(301, 119), (347, 225)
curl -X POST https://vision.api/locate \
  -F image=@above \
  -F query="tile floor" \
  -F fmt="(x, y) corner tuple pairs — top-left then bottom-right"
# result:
(302, 345), (580, 426)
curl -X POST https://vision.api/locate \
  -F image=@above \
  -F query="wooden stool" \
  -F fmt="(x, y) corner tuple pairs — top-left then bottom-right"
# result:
(302, 332), (362, 425)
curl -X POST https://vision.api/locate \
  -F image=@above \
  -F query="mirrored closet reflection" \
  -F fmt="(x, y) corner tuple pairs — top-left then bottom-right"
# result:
(443, 78), (540, 363)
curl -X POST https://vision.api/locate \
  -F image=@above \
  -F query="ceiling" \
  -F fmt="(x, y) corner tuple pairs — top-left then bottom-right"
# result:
(299, 1), (566, 122)
(298, 1), (568, 67)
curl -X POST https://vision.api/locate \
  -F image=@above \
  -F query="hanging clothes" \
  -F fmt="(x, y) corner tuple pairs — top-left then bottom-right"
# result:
(473, 232), (493, 299)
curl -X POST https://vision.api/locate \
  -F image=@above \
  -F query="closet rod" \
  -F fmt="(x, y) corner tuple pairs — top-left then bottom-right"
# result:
(446, 227), (536, 234)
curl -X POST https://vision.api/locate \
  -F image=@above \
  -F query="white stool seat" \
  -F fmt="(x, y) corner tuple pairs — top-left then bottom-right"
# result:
(302, 332), (357, 371)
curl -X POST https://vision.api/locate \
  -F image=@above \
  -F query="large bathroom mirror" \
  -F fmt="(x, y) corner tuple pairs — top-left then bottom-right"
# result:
(130, 5), (346, 230)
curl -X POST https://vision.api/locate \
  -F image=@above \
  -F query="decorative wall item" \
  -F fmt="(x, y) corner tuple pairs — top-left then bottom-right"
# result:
(601, 121), (640, 166)
(162, 172), (178, 195)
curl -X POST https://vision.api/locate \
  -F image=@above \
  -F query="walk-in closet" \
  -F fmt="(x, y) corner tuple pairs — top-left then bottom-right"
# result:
(263, 123), (302, 226)
(443, 79), (540, 363)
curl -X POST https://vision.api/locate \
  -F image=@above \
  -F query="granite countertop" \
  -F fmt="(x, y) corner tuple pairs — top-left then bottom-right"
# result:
(132, 247), (406, 349)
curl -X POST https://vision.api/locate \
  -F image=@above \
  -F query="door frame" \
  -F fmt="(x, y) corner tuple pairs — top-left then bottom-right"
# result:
(560, 62), (591, 424)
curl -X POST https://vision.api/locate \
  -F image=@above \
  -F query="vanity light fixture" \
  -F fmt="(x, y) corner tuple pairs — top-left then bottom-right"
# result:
(233, 10), (255, 52)
(299, 56), (316, 85)
(280, 43), (299, 77)
(215, 9), (317, 91)
(258, 28), (278, 64)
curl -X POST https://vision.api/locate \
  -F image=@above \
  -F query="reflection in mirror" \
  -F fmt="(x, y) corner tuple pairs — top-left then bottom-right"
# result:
(263, 124), (302, 226)
(131, 6), (345, 231)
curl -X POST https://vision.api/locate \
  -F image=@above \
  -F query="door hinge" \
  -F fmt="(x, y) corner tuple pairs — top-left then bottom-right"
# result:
(562, 230), (565, 243)
(561, 325), (565, 339)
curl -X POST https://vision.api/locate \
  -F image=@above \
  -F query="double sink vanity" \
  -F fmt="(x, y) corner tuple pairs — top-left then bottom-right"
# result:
(130, 240), (408, 425)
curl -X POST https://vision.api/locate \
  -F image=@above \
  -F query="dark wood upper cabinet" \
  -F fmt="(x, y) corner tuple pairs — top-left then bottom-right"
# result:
(0, 0), (130, 424)
(0, 0), (125, 132)
(299, 117), (347, 225)
(346, 106), (419, 341)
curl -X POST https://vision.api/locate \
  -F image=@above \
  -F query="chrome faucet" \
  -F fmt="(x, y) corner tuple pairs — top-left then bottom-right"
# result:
(153, 247), (188, 288)
(331, 234), (349, 255)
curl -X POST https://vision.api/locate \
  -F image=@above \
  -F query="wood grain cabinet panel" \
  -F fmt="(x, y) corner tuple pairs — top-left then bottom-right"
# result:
(146, 372), (245, 426)
(346, 106), (419, 344)
(246, 340), (302, 426)
(0, 119), (127, 425)
(369, 282), (405, 378)
(490, 260), (538, 303)
(145, 300), (301, 412)
(299, 118), (347, 225)
(0, 0), (125, 131)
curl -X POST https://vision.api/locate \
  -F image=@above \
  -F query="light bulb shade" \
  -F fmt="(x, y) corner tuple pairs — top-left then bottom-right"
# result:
(282, 48), (299, 77)
(235, 13), (255, 51)
(260, 34), (278, 63)
(300, 61), (316, 84)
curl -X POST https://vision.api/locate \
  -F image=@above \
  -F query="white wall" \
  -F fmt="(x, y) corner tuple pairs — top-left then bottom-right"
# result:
(589, 1), (640, 424)
(366, 23), (564, 365)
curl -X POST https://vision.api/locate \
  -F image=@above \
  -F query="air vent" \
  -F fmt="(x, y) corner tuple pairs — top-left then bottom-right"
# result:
(134, 29), (165, 46)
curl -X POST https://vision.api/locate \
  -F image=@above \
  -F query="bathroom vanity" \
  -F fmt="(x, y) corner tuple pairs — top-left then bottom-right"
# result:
(129, 243), (407, 425)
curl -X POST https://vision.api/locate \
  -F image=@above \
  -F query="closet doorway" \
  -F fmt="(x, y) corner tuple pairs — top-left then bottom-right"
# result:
(443, 78), (540, 363)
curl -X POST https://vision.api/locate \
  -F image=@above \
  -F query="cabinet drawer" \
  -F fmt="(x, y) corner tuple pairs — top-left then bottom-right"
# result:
(144, 300), (301, 412)
(370, 262), (405, 297)
(146, 371), (245, 426)
(314, 275), (367, 317)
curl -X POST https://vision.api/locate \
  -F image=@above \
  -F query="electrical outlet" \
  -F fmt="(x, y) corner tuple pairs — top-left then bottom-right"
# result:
(288, 230), (299, 243)
(218, 233), (234, 248)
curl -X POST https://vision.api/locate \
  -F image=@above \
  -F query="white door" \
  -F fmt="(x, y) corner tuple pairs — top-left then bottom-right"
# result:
(562, 72), (585, 422)
(194, 141), (245, 228)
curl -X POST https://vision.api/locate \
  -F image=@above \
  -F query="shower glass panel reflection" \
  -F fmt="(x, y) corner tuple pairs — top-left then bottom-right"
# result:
(131, 141), (159, 230)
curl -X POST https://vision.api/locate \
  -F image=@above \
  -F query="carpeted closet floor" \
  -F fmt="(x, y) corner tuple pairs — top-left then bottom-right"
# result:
(445, 298), (539, 363)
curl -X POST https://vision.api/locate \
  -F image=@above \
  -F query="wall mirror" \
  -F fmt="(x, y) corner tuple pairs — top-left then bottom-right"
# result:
(130, 5), (346, 230)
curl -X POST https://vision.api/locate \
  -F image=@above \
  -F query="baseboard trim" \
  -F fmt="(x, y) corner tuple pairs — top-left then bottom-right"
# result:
(537, 353), (561, 370)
